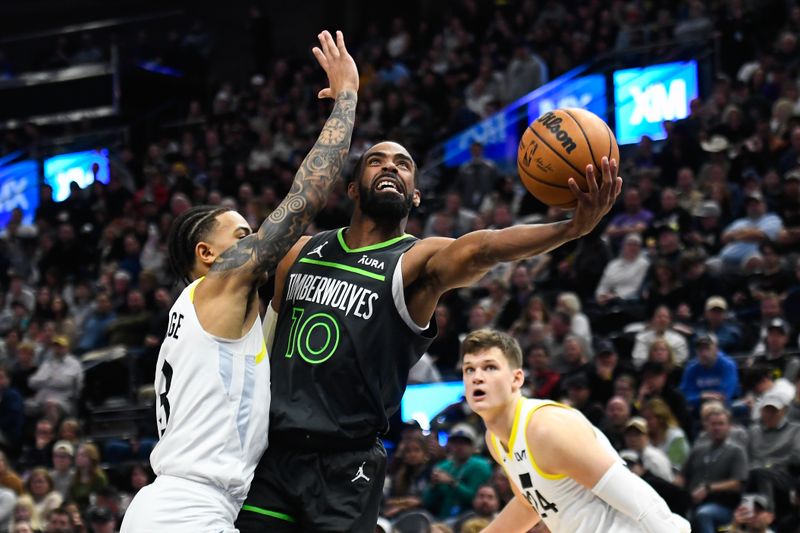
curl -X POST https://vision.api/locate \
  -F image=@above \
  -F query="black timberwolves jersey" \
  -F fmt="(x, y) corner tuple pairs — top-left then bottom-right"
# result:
(269, 228), (437, 441)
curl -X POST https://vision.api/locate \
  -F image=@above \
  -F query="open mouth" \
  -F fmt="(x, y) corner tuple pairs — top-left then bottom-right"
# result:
(472, 388), (487, 401)
(372, 174), (405, 196)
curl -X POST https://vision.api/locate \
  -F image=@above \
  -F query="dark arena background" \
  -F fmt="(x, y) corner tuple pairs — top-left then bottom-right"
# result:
(0, 0), (799, 532)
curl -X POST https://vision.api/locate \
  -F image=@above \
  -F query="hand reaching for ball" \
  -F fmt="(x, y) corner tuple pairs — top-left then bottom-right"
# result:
(567, 156), (622, 238)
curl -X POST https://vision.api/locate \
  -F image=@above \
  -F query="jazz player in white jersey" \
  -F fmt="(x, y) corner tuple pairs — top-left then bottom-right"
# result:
(461, 329), (691, 533)
(120, 30), (359, 533)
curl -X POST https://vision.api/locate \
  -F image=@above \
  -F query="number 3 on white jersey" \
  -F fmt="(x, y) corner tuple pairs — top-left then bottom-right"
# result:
(156, 361), (174, 437)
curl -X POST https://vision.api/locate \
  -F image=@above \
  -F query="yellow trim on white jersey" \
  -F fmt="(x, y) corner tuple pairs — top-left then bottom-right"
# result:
(524, 402), (568, 480)
(189, 276), (205, 303)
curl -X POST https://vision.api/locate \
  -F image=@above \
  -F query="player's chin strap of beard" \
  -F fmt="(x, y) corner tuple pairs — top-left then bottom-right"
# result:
(591, 461), (691, 533)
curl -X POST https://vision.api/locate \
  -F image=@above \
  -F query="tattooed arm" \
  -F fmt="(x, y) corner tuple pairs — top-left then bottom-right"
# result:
(194, 31), (358, 338)
(209, 30), (357, 285)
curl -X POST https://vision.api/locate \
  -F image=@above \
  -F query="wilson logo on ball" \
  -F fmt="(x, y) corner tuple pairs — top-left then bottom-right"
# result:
(536, 111), (578, 154)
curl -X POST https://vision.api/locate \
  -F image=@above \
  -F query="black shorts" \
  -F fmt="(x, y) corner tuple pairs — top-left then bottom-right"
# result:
(236, 438), (387, 533)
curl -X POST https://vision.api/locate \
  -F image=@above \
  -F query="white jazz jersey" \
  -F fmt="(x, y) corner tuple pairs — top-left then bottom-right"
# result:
(149, 277), (270, 505)
(490, 398), (644, 533)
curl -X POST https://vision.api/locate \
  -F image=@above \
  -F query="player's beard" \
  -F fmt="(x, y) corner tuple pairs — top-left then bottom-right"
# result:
(359, 181), (413, 223)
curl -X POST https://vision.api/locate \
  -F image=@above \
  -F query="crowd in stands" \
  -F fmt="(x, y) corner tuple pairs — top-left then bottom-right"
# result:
(1, 0), (800, 532)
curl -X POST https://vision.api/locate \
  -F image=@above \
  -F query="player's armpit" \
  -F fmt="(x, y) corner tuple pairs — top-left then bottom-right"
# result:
(270, 236), (311, 315)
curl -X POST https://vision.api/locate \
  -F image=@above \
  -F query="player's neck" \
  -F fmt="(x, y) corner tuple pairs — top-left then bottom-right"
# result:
(482, 395), (522, 448)
(345, 213), (405, 248)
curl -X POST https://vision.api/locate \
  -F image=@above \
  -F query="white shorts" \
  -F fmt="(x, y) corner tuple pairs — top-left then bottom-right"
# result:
(120, 475), (241, 533)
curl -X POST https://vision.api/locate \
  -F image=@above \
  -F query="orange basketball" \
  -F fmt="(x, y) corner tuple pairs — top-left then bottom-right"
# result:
(517, 108), (619, 208)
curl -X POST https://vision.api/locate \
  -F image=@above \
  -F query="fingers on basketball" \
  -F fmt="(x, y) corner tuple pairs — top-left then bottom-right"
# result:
(518, 108), (619, 209)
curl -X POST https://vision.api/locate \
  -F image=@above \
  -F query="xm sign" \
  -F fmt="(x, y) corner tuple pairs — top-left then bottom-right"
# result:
(613, 61), (699, 145)
(0, 160), (39, 227)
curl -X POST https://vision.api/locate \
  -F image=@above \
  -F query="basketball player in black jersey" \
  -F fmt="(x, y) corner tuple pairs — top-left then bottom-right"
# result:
(236, 141), (622, 532)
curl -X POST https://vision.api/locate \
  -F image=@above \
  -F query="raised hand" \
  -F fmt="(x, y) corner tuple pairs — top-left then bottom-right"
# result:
(567, 157), (623, 238)
(209, 31), (358, 281)
(312, 30), (358, 100)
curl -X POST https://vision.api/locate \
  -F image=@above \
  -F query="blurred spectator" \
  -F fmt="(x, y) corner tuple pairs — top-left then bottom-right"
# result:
(43, 507), (73, 533)
(643, 339), (684, 388)
(455, 144), (500, 212)
(18, 419), (55, 472)
(0, 485), (17, 533)
(554, 292), (591, 346)
(604, 188), (654, 248)
(648, 188), (693, 241)
(586, 339), (634, 407)
(749, 242), (794, 300)
(602, 396), (632, 451)
(632, 306), (690, 369)
(26, 468), (62, 522)
(746, 391), (800, 513)
(748, 318), (800, 382)
(0, 364), (24, 455)
(87, 505), (116, 533)
(693, 296), (744, 355)
(119, 462), (153, 514)
(641, 259), (686, 316)
(687, 202), (725, 257)
(428, 305), (462, 377)
(637, 361), (691, 436)
(68, 443), (108, 509)
(451, 484), (499, 533)
(679, 405), (747, 533)
(641, 398), (690, 470)
(383, 435), (433, 518)
(680, 334), (740, 412)
(107, 290), (151, 347)
(424, 192), (476, 238)
(49, 441), (74, 500)
(488, 468), (513, 508)
(522, 343), (560, 400)
(594, 233), (650, 306)
(0, 451), (23, 495)
(554, 334), (591, 378)
(11, 494), (42, 532)
(28, 335), (83, 417)
(621, 416), (674, 482)
(505, 43), (547, 102)
(789, 374), (800, 423)
(422, 424), (492, 519)
(720, 191), (783, 273)
(562, 372), (604, 426)
(74, 291), (116, 355)
(729, 493), (775, 533)
(694, 400), (749, 450)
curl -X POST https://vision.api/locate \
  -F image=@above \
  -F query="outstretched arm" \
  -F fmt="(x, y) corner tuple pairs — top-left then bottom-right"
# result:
(430, 159), (619, 290)
(208, 31), (357, 286)
(528, 406), (690, 533)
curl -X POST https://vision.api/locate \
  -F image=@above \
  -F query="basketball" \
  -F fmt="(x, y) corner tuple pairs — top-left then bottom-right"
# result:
(517, 108), (619, 208)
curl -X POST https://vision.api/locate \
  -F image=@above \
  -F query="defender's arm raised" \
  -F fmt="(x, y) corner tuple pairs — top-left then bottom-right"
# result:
(209, 31), (357, 287)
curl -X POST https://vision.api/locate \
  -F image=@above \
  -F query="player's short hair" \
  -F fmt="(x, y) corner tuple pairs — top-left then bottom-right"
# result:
(167, 205), (232, 284)
(350, 141), (419, 185)
(461, 329), (523, 369)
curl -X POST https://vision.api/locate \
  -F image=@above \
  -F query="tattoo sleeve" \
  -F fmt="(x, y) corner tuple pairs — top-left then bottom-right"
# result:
(209, 90), (357, 278)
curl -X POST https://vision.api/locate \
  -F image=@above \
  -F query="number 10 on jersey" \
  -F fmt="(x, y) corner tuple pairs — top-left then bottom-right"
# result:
(285, 307), (341, 364)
